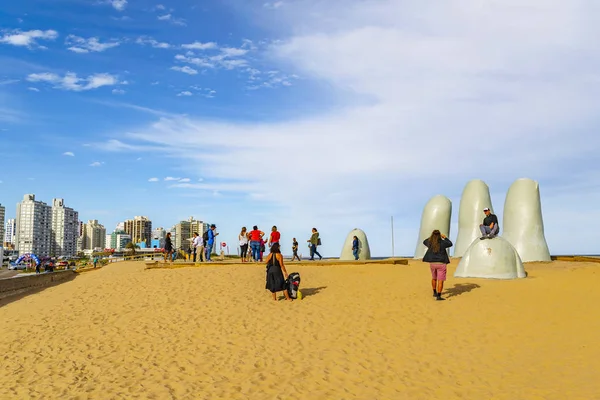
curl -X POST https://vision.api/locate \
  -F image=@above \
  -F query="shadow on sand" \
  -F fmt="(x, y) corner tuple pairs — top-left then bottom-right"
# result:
(445, 283), (480, 298)
(300, 286), (327, 297)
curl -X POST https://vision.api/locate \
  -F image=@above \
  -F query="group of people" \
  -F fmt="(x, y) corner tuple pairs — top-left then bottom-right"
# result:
(423, 208), (498, 301)
(162, 224), (220, 263)
(238, 226), (323, 262)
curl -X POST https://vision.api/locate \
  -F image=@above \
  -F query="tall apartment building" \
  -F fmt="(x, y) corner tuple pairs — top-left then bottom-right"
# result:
(107, 230), (131, 251)
(174, 217), (208, 250)
(4, 218), (16, 247)
(83, 220), (106, 250)
(50, 198), (79, 257)
(16, 194), (52, 256)
(151, 227), (166, 249)
(0, 204), (5, 246)
(124, 216), (152, 246)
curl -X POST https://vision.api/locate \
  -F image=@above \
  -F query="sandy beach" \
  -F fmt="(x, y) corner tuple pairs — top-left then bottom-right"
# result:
(1, 259), (599, 399)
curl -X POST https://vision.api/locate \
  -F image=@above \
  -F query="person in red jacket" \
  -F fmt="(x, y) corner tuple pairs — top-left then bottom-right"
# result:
(249, 225), (265, 262)
(268, 226), (281, 248)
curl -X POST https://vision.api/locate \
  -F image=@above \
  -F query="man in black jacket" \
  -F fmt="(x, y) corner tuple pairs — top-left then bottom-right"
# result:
(479, 208), (499, 239)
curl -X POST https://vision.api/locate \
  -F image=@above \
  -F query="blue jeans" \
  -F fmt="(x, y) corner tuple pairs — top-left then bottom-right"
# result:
(352, 248), (359, 260)
(205, 243), (214, 261)
(250, 241), (260, 261)
(480, 225), (499, 237)
(310, 244), (322, 260)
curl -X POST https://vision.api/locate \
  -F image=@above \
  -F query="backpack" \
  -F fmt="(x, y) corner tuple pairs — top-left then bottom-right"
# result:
(317, 238), (322, 246)
(203, 231), (209, 242)
(286, 272), (301, 299)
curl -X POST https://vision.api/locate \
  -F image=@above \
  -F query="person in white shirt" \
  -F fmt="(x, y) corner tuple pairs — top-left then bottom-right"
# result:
(239, 227), (249, 262)
(192, 232), (204, 262)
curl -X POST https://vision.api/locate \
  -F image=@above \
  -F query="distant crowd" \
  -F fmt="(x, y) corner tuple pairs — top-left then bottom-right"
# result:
(160, 225), (323, 263)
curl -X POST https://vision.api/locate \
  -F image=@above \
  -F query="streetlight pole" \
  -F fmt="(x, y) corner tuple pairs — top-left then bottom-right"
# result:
(391, 216), (395, 257)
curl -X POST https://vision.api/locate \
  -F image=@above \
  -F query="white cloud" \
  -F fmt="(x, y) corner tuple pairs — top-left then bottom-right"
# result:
(164, 176), (180, 181)
(170, 66), (198, 75)
(109, 0), (127, 11)
(63, 151), (75, 156)
(89, 161), (103, 167)
(0, 29), (58, 48)
(0, 79), (20, 85)
(97, 0), (600, 256)
(219, 47), (248, 57)
(148, 177), (159, 182)
(155, 4), (166, 10)
(264, 1), (284, 9)
(157, 14), (186, 26)
(112, 89), (126, 95)
(136, 37), (171, 49)
(136, 157), (142, 161)
(28, 87), (40, 92)
(179, 178), (191, 182)
(181, 41), (217, 50)
(27, 72), (120, 91)
(66, 35), (120, 53)
(176, 91), (192, 96)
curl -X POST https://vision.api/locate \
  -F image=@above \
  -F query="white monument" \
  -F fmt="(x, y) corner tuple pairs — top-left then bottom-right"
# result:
(454, 179), (494, 258)
(340, 228), (371, 261)
(502, 178), (551, 262)
(414, 195), (452, 259)
(455, 236), (526, 279)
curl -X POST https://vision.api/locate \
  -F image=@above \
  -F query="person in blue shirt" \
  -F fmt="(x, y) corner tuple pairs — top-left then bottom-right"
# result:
(352, 236), (359, 260)
(205, 224), (219, 262)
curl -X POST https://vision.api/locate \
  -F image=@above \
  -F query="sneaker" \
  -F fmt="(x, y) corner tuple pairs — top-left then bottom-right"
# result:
(436, 295), (446, 301)
(480, 236), (486, 240)
(433, 290), (437, 297)
(319, 256), (323, 260)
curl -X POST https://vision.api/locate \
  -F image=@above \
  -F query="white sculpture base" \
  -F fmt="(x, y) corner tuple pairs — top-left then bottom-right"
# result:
(454, 236), (526, 279)
(340, 229), (371, 261)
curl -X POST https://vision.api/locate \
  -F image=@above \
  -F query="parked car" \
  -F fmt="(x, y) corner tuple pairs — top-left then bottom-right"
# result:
(8, 263), (27, 270)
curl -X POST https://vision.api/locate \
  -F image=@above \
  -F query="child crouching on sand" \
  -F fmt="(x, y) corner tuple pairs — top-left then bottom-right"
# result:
(422, 230), (453, 301)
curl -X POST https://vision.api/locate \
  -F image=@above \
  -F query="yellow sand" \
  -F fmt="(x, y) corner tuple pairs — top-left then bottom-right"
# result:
(1, 260), (599, 399)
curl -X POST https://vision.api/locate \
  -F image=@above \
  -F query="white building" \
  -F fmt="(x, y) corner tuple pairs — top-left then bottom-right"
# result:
(51, 198), (79, 257)
(16, 194), (52, 256)
(83, 220), (106, 250)
(4, 218), (16, 247)
(0, 204), (5, 246)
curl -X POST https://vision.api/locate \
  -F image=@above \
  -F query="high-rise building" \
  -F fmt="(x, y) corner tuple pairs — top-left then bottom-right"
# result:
(0, 204), (5, 246)
(152, 227), (166, 249)
(83, 220), (106, 250)
(107, 230), (131, 251)
(124, 216), (152, 246)
(174, 217), (208, 251)
(4, 218), (16, 247)
(16, 194), (52, 256)
(50, 198), (79, 257)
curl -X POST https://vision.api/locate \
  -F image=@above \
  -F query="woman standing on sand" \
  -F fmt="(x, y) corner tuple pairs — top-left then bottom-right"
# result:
(164, 232), (174, 263)
(265, 243), (290, 301)
(249, 226), (265, 262)
(239, 227), (249, 262)
(422, 230), (453, 301)
(307, 228), (322, 261)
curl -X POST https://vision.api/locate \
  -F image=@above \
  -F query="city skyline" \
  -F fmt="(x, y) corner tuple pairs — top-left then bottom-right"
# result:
(1, 1), (600, 256)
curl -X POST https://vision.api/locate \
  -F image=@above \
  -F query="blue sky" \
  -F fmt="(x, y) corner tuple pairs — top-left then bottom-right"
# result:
(1, 0), (600, 256)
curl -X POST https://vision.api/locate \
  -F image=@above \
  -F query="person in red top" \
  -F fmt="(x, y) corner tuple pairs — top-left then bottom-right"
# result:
(249, 225), (265, 262)
(268, 226), (281, 248)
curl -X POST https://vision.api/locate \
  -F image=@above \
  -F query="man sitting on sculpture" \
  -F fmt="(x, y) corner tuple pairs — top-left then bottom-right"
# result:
(480, 207), (499, 239)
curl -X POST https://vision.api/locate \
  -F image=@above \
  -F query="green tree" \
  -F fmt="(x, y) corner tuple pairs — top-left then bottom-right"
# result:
(125, 242), (141, 255)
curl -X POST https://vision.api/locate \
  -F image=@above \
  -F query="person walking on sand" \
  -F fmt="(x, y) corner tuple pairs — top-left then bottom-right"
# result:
(93, 256), (99, 268)
(422, 229), (453, 301)
(205, 224), (219, 262)
(268, 226), (281, 248)
(265, 243), (291, 301)
(249, 226), (265, 262)
(291, 238), (301, 261)
(479, 208), (499, 239)
(164, 232), (174, 263)
(352, 235), (360, 260)
(192, 232), (204, 262)
(307, 228), (322, 261)
(239, 227), (249, 262)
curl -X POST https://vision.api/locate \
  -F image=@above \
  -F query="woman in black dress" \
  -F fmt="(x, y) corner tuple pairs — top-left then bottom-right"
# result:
(265, 243), (291, 301)
(164, 232), (174, 263)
